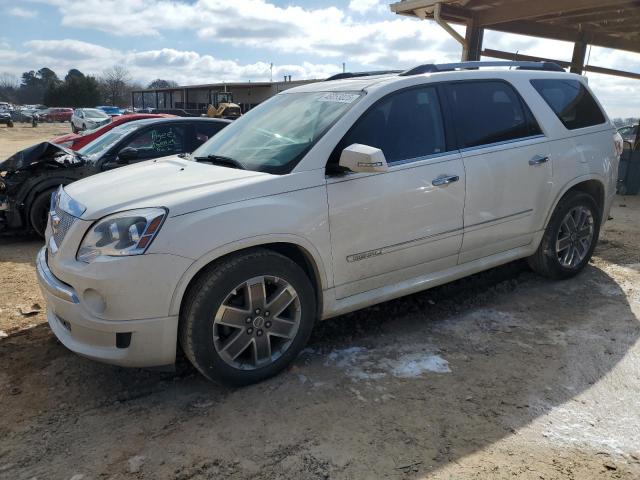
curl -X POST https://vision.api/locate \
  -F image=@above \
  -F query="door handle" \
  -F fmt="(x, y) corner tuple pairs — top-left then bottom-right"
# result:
(432, 175), (460, 187)
(529, 155), (549, 166)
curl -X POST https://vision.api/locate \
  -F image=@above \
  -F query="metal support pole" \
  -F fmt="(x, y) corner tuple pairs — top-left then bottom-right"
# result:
(570, 40), (588, 74)
(155, 91), (159, 109)
(433, 3), (468, 61)
(131, 91), (135, 110)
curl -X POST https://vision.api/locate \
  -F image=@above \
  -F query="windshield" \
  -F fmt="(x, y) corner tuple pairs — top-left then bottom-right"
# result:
(78, 122), (141, 158)
(85, 109), (109, 119)
(192, 91), (362, 174)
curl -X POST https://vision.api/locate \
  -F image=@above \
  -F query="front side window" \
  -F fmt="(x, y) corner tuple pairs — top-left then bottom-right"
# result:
(124, 125), (186, 159)
(194, 122), (227, 148)
(335, 86), (447, 164)
(446, 80), (541, 149)
(192, 91), (362, 174)
(531, 79), (605, 130)
(78, 122), (143, 158)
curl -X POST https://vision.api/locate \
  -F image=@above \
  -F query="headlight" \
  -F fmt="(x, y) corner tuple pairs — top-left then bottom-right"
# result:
(77, 208), (167, 263)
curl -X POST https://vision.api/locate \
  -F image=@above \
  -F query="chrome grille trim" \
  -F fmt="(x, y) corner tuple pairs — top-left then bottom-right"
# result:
(52, 203), (76, 248)
(49, 186), (84, 252)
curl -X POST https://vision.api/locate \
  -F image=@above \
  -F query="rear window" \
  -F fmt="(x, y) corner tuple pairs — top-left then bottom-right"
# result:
(446, 80), (541, 149)
(531, 79), (605, 130)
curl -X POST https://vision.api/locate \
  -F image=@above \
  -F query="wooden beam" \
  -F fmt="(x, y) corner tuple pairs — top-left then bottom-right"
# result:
(487, 20), (640, 53)
(482, 48), (640, 80)
(481, 48), (571, 67)
(464, 19), (485, 61)
(476, 0), (635, 26)
(570, 40), (587, 74)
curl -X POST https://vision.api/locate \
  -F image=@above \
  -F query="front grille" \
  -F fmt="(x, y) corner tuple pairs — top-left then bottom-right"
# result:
(52, 203), (76, 248)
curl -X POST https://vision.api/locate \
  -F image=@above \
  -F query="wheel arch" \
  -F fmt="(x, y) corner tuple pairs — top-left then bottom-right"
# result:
(18, 176), (75, 224)
(171, 236), (328, 320)
(544, 175), (606, 229)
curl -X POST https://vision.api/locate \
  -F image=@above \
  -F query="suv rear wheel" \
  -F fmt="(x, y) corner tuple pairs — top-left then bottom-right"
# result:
(528, 191), (601, 279)
(179, 249), (316, 386)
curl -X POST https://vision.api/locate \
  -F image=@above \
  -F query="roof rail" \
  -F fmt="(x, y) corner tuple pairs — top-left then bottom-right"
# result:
(325, 70), (403, 81)
(400, 61), (565, 76)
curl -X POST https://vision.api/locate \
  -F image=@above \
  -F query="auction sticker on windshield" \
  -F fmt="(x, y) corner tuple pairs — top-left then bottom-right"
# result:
(317, 93), (360, 103)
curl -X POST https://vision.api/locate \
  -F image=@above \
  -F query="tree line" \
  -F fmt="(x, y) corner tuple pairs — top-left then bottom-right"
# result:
(0, 66), (178, 108)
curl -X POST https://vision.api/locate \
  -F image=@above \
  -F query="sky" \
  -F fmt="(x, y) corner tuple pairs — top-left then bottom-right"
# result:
(1, 0), (639, 118)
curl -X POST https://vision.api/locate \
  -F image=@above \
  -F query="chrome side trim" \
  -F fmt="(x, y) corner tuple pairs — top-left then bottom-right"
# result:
(345, 209), (534, 263)
(460, 135), (546, 155)
(36, 247), (79, 304)
(347, 227), (463, 263)
(465, 209), (533, 229)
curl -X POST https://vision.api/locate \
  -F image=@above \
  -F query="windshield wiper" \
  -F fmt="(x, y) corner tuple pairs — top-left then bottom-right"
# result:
(193, 154), (246, 170)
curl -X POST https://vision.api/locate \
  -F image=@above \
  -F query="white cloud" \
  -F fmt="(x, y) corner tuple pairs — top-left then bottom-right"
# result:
(6, 40), (340, 86)
(8, 1), (640, 117)
(7, 7), (38, 18)
(348, 0), (385, 14)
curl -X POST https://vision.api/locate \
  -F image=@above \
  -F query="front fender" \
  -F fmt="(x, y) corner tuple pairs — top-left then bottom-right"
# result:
(168, 233), (329, 317)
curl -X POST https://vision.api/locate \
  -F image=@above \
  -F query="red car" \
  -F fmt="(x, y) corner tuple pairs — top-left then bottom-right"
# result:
(50, 113), (175, 150)
(39, 108), (74, 123)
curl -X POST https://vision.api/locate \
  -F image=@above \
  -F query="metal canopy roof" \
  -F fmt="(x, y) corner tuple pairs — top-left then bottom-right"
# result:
(390, 0), (640, 54)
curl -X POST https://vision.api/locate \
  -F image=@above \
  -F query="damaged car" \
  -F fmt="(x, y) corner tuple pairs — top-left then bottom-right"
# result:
(0, 117), (230, 236)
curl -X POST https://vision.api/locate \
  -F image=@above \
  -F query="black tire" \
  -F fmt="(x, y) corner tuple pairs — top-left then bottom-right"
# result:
(71, 123), (77, 133)
(179, 249), (316, 386)
(7, 119), (13, 128)
(29, 189), (56, 238)
(527, 191), (601, 280)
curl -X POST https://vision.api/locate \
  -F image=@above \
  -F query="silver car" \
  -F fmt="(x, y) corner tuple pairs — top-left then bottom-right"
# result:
(71, 108), (111, 133)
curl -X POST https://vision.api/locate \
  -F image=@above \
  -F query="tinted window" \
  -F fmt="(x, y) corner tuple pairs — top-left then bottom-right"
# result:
(447, 81), (541, 149)
(531, 79), (605, 130)
(194, 122), (227, 148)
(124, 124), (186, 159)
(337, 86), (446, 163)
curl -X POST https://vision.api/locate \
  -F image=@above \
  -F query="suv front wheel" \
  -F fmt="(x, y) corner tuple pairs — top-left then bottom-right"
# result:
(528, 191), (601, 279)
(179, 249), (316, 386)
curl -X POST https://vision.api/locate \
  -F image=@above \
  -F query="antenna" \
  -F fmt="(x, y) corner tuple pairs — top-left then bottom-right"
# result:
(270, 63), (273, 83)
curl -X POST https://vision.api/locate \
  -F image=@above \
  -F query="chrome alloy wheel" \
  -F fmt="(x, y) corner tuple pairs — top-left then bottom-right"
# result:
(213, 276), (301, 370)
(555, 206), (595, 269)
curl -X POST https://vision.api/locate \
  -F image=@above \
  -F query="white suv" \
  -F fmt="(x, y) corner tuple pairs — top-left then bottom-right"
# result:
(38, 62), (622, 385)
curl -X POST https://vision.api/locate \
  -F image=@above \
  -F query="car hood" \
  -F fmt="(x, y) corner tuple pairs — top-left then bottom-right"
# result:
(64, 155), (296, 219)
(0, 142), (85, 173)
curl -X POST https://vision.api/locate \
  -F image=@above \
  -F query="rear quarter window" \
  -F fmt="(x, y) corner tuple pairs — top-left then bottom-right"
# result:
(530, 79), (606, 130)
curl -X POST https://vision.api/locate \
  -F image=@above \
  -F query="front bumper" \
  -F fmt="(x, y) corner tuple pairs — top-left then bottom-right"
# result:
(36, 247), (179, 367)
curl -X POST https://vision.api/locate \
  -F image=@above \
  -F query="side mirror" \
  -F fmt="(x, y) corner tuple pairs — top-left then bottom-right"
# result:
(117, 147), (138, 163)
(339, 144), (388, 174)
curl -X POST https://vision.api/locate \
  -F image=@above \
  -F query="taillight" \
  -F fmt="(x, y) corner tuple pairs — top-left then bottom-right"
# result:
(613, 132), (624, 157)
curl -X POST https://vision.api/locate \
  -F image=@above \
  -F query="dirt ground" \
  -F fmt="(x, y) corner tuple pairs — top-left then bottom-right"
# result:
(1, 123), (640, 479)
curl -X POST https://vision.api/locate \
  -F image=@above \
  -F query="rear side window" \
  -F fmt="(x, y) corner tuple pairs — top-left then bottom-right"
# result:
(531, 79), (605, 130)
(335, 86), (447, 163)
(446, 80), (541, 149)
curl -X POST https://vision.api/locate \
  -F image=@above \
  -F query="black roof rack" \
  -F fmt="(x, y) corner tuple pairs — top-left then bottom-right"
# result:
(399, 61), (565, 76)
(325, 70), (403, 81)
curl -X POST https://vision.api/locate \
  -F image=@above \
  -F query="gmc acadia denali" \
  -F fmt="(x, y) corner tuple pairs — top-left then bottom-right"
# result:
(37, 62), (623, 385)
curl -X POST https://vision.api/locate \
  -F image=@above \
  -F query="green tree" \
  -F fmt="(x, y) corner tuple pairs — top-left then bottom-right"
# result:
(44, 69), (101, 107)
